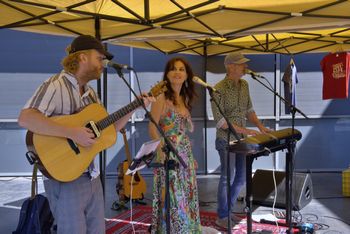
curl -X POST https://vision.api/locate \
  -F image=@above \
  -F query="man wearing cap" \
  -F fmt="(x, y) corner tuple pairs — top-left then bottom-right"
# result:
(18, 35), (154, 233)
(211, 52), (270, 228)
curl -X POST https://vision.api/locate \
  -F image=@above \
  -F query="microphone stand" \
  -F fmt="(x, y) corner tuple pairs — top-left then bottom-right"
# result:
(114, 68), (187, 234)
(208, 87), (242, 232)
(249, 72), (307, 233)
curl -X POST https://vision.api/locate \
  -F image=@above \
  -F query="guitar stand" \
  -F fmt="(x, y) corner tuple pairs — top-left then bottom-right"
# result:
(111, 200), (128, 211)
(112, 135), (159, 212)
(111, 198), (147, 211)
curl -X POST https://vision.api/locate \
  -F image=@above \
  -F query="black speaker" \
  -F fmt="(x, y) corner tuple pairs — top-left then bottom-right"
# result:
(252, 169), (313, 211)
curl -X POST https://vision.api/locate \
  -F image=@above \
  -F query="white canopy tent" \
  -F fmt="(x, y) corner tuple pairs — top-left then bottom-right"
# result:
(1, 0), (350, 55)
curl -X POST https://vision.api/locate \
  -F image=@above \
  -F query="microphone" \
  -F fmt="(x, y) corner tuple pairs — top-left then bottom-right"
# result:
(246, 69), (264, 78)
(192, 76), (218, 93)
(103, 60), (132, 70)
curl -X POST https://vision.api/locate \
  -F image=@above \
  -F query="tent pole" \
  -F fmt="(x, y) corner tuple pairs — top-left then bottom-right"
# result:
(94, 16), (107, 196)
(144, 0), (150, 21)
(203, 43), (208, 175)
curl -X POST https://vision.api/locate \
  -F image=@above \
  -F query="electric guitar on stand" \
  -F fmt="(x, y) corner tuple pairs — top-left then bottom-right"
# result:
(113, 128), (147, 210)
(26, 81), (167, 182)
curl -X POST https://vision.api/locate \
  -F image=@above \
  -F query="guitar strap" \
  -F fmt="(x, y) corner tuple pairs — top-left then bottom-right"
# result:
(31, 163), (38, 199)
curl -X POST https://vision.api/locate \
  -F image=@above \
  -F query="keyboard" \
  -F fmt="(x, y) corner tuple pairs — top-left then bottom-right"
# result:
(228, 128), (302, 155)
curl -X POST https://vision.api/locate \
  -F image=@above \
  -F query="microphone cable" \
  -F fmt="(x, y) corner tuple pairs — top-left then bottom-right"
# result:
(271, 167), (281, 232)
(129, 173), (136, 234)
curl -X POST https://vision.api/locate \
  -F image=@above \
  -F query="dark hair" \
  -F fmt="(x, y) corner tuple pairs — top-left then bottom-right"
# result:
(162, 57), (197, 111)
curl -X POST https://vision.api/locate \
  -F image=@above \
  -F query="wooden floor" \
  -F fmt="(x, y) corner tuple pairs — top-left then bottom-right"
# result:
(1, 172), (349, 233)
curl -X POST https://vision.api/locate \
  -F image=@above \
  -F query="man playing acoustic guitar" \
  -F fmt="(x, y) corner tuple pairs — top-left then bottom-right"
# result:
(18, 35), (155, 234)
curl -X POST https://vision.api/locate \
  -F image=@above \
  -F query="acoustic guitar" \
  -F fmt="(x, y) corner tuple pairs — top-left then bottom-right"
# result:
(26, 81), (167, 182)
(116, 128), (146, 202)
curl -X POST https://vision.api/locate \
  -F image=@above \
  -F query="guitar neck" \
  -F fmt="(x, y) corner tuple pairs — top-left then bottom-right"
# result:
(120, 129), (133, 165)
(97, 98), (143, 131)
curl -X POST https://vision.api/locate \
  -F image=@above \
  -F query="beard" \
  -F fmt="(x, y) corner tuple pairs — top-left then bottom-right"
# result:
(83, 66), (102, 82)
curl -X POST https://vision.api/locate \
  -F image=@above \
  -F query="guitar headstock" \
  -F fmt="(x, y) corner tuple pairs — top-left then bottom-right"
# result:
(149, 80), (168, 97)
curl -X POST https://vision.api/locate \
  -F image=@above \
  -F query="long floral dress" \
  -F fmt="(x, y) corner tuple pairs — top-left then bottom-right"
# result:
(151, 106), (201, 234)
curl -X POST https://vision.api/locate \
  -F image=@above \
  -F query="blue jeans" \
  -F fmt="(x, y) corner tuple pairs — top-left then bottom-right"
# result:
(216, 138), (246, 219)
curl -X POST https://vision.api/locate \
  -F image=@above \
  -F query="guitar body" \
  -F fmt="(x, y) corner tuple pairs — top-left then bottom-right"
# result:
(121, 161), (147, 200)
(116, 128), (147, 202)
(116, 162), (126, 202)
(26, 103), (117, 182)
(25, 81), (167, 183)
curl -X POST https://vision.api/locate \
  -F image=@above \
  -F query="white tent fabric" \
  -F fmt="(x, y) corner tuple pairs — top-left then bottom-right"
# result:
(1, 0), (350, 55)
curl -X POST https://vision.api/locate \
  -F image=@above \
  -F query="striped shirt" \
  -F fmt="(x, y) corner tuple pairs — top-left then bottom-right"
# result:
(211, 76), (254, 141)
(23, 70), (101, 178)
(24, 70), (101, 116)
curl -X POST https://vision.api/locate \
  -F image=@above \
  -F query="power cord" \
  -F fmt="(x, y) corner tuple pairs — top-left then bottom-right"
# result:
(130, 173), (135, 234)
(323, 215), (350, 226)
(271, 167), (281, 232)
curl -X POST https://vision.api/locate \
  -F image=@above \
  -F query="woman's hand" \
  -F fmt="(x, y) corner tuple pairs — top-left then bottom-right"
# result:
(141, 93), (156, 107)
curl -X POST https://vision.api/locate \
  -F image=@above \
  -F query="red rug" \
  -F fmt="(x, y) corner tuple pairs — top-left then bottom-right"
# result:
(105, 206), (295, 234)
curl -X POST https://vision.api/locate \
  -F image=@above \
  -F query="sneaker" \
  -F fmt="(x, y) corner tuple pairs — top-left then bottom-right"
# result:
(273, 210), (286, 219)
(215, 217), (238, 229)
(231, 214), (245, 223)
(215, 217), (229, 229)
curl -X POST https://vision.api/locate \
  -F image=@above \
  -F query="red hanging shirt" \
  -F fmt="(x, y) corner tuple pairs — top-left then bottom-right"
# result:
(320, 52), (350, 100)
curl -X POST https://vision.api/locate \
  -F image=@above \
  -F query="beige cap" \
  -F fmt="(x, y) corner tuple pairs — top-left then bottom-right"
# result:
(224, 52), (250, 65)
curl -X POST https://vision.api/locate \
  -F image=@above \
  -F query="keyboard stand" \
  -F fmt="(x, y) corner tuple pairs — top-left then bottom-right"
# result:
(228, 128), (301, 233)
(244, 149), (269, 234)
(243, 141), (295, 234)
